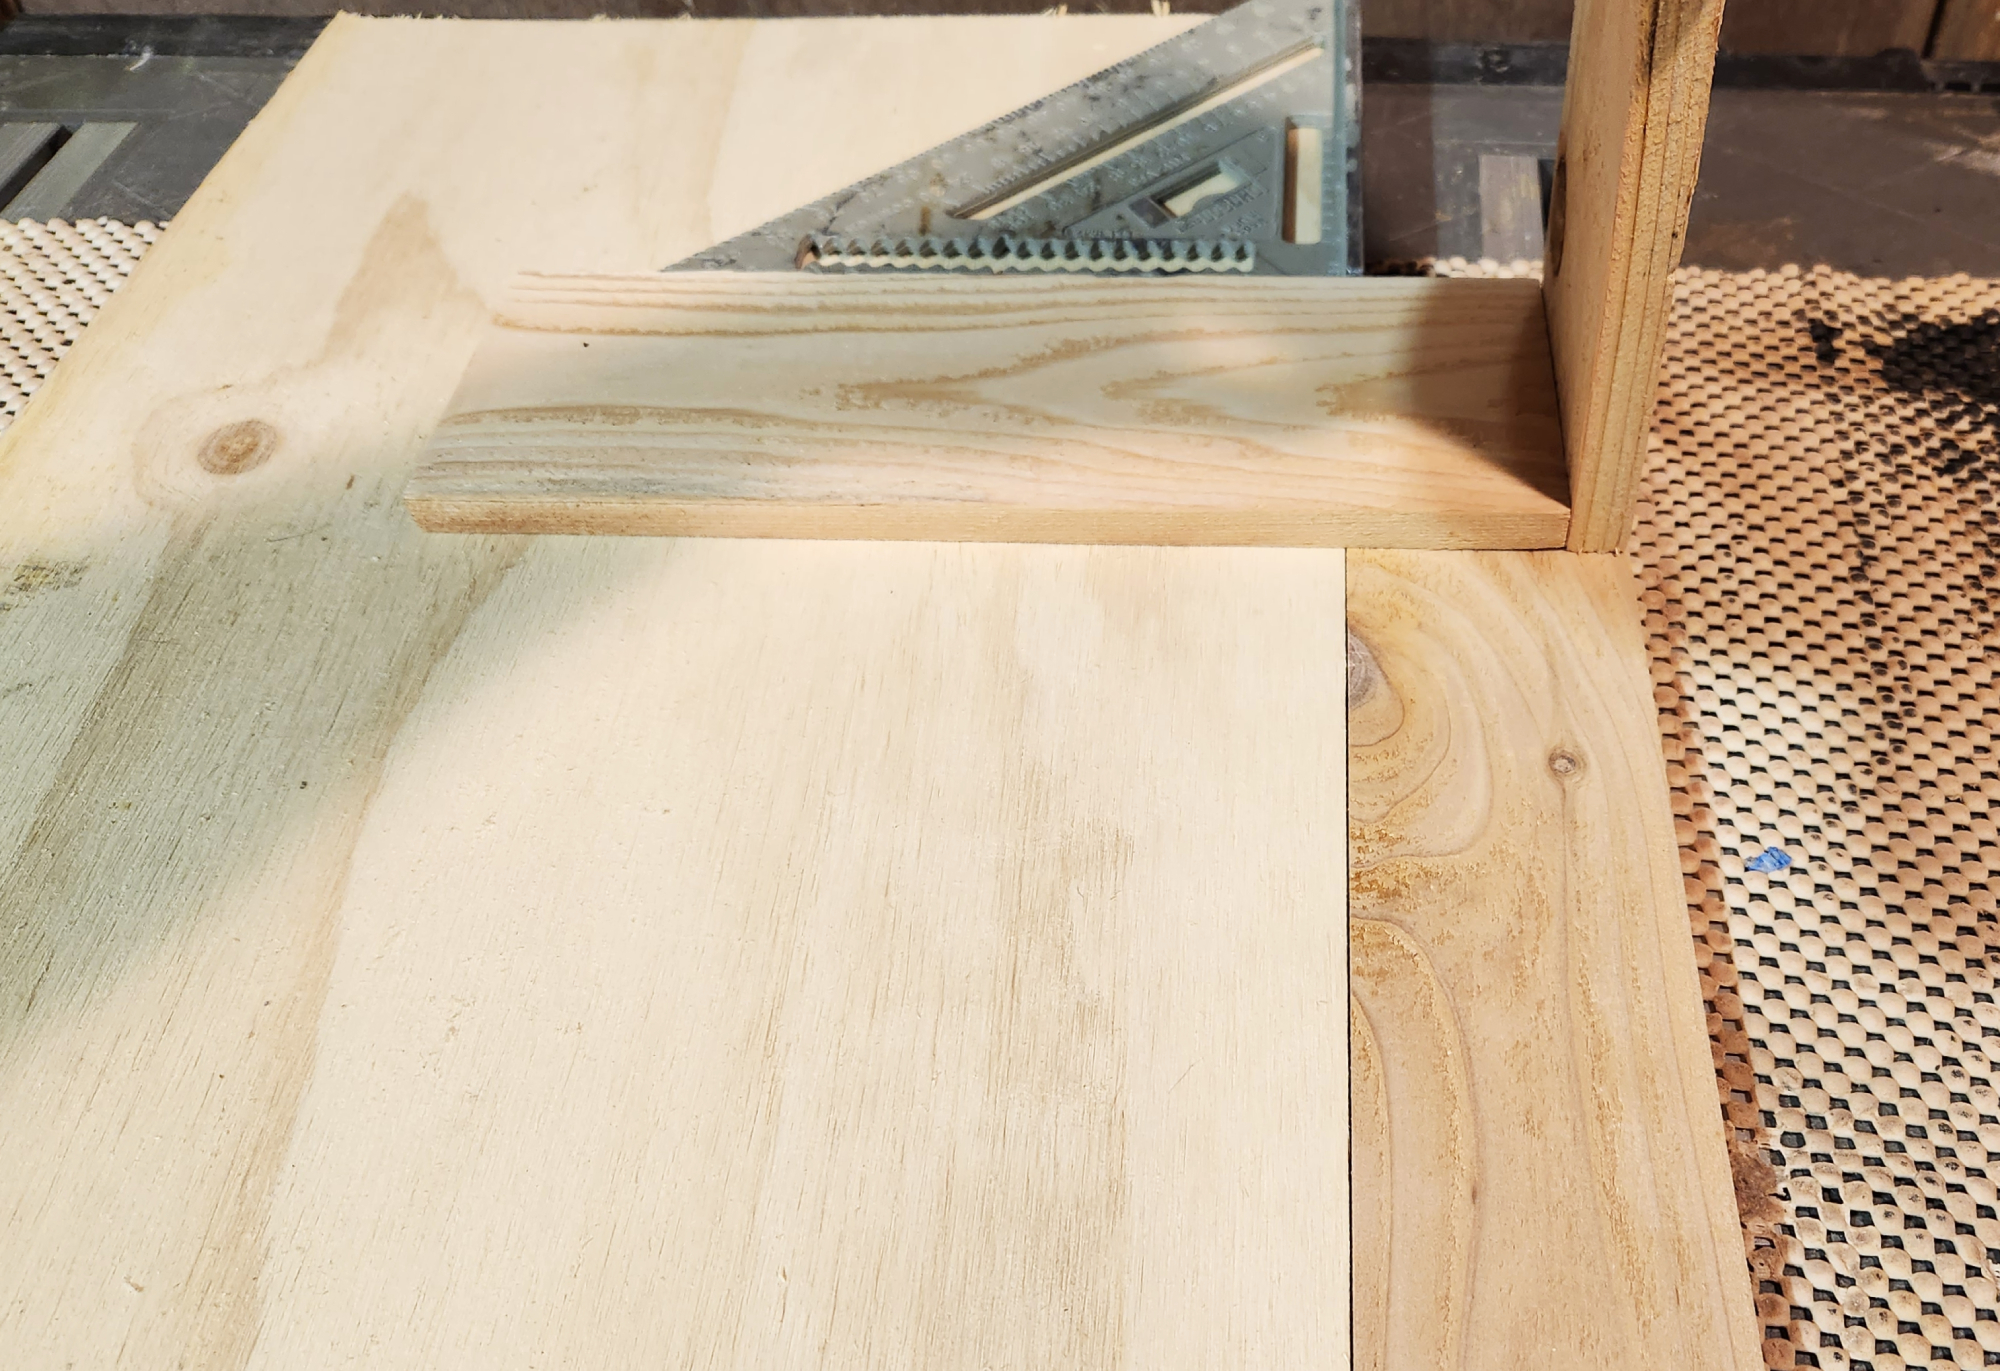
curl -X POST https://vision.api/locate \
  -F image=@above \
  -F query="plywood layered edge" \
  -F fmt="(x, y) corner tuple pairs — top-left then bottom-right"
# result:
(405, 272), (1572, 549)
(1545, 0), (1725, 552)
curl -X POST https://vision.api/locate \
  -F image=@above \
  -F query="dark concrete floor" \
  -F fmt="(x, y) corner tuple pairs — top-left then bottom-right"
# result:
(1686, 88), (2000, 277)
(0, 20), (1996, 280)
(0, 52), (293, 219)
(1362, 81), (2000, 276)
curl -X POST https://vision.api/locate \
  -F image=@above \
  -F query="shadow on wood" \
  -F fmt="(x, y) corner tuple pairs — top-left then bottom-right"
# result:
(407, 272), (1572, 549)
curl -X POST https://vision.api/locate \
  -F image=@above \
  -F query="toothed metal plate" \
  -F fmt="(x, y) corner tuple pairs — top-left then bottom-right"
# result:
(801, 233), (1256, 274)
(671, 0), (1358, 277)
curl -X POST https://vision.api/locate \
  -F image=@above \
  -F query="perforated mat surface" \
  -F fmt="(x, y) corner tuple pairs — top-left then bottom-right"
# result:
(0, 218), (161, 431)
(1636, 266), (2000, 1371)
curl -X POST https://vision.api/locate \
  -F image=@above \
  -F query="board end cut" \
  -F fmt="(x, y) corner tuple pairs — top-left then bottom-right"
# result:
(405, 273), (1572, 549)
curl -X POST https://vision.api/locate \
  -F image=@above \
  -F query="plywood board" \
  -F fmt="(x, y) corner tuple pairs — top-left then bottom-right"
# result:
(1347, 548), (1762, 1371)
(406, 271), (1570, 549)
(1543, 0), (1724, 552)
(248, 539), (1351, 1369)
(0, 12), (1347, 1368)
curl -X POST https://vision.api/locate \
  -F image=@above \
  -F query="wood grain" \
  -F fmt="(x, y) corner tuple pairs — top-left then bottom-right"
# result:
(1543, 0), (1724, 552)
(406, 272), (1571, 549)
(1718, 0), (1935, 56)
(246, 540), (1351, 1370)
(1933, 0), (2000, 59)
(0, 13), (1353, 1368)
(1346, 548), (1761, 1371)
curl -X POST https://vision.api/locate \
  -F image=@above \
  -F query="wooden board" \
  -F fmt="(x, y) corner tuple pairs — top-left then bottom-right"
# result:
(0, 13), (1355, 1368)
(1542, 0), (1724, 553)
(1479, 153), (1548, 264)
(245, 540), (1349, 1369)
(405, 271), (1571, 549)
(1718, 0), (1935, 57)
(1933, 0), (2000, 59)
(1346, 548), (1761, 1371)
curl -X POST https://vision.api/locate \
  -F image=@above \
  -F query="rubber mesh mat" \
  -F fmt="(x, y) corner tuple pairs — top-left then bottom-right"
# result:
(0, 218), (161, 431)
(1634, 265), (2000, 1371)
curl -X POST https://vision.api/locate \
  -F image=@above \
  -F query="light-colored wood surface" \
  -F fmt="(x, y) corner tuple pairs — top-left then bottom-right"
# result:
(245, 539), (1348, 1370)
(406, 271), (1570, 549)
(1934, 0), (2000, 59)
(0, 13), (1356, 1368)
(1543, 0), (1723, 552)
(1346, 549), (1761, 1371)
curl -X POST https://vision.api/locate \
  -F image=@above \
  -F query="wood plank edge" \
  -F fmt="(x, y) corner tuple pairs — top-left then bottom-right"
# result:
(1562, 0), (1723, 554)
(1581, 552), (1766, 1371)
(403, 491), (1569, 550)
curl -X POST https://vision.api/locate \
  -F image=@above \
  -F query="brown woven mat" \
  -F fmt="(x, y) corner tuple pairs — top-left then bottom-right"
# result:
(1636, 265), (2000, 1371)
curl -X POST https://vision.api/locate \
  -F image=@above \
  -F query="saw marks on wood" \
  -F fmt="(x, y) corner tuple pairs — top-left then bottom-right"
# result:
(1346, 549), (1762, 1371)
(405, 271), (1571, 549)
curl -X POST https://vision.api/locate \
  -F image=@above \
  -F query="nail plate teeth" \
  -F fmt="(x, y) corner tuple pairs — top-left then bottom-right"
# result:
(799, 234), (1255, 275)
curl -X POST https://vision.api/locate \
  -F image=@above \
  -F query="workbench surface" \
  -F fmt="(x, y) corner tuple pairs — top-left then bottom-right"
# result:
(0, 15), (1753, 1370)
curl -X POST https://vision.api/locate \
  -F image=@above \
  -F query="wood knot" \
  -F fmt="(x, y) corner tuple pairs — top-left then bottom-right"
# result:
(1346, 629), (1384, 711)
(197, 419), (278, 475)
(1548, 747), (1582, 778)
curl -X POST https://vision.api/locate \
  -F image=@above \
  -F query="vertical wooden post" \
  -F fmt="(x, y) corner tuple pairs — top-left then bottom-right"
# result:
(1543, 0), (1726, 553)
